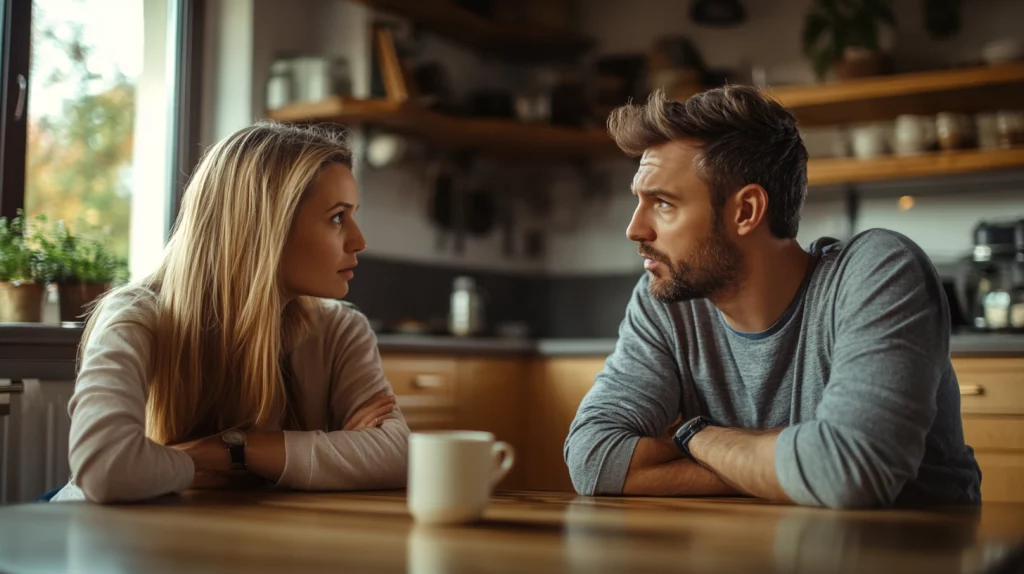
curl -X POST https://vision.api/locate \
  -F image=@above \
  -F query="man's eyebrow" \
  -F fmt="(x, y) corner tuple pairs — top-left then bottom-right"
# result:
(631, 187), (679, 199)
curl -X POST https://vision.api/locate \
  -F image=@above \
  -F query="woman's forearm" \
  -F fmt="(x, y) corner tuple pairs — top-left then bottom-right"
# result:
(245, 431), (286, 482)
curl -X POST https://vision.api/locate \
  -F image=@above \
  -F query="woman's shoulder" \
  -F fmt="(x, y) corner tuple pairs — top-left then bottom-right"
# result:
(85, 283), (160, 342)
(314, 299), (377, 349)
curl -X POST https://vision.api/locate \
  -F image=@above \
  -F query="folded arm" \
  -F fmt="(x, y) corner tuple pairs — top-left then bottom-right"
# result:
(275, 309), (410, 491)
(565, 278), (733, 498)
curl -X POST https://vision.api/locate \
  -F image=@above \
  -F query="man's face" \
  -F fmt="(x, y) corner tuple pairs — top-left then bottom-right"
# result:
(626, 140), (744, 303)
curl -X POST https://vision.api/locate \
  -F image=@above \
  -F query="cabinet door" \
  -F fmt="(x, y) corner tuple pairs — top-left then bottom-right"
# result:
(381, 355), (457, 431)
(952, 358), (1024, 416)
(962, 416), (1024, 502)
(454, 358), (527, 489)
(523, 357), (607, 492)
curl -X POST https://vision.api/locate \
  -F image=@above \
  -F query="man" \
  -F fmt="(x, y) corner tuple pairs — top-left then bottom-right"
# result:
(564, 86), (981, 509)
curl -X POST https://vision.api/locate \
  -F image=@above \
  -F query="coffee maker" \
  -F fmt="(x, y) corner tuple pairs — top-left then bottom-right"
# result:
(955, 219), (1024, 332)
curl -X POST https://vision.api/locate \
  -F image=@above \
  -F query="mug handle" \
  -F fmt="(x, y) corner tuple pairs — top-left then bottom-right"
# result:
(491, 441), (515, 487)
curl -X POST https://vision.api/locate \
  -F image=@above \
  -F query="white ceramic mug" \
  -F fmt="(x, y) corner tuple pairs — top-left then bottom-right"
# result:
(408, 431), (515, 525)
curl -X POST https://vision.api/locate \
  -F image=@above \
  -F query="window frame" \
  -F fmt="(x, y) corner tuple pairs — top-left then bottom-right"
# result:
(0, 0), (204, 227)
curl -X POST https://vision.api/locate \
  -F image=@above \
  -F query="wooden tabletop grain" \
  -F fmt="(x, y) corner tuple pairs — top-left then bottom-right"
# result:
(0, 490), (1022, 574)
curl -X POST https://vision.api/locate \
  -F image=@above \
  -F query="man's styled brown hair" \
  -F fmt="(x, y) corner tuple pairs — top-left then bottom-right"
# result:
(608, 86), (808, 239)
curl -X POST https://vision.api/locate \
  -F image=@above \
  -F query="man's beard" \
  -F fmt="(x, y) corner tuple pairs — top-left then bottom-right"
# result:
(639, 216), (744, 304)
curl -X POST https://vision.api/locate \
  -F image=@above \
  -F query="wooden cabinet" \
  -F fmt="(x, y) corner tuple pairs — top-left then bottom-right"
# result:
(381, 354), (528, 489)
(381, 355), (457, 430)
(953, 357), (1024, 503)
(523, 357), (604, 492)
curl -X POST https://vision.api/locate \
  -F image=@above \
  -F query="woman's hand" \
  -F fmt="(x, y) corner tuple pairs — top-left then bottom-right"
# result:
(343, 390), (398, 431)
(170, 435), (231, 472)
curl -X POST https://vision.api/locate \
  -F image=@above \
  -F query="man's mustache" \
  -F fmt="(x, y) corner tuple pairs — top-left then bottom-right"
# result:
(638, 243), (670, 265)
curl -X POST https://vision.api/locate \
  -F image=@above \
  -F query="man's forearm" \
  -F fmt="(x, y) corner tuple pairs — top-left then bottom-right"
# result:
(623, 437), (741, 496)
(687, 427), (792, 503)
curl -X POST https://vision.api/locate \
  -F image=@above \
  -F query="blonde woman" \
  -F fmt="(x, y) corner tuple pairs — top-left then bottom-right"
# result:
(51, 123), (409, 503)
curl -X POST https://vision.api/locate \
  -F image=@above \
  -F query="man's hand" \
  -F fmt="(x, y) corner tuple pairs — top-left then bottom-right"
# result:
(343, 390), (397, 431)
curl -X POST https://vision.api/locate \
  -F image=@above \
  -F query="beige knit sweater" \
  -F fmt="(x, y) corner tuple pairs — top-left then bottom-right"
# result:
(52, 287), (409, 503)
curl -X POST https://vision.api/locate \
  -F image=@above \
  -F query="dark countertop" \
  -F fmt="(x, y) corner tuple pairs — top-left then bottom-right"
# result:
(2, 324), (1022, 382)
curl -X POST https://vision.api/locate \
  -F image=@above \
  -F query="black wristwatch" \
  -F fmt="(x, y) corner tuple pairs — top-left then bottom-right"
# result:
(221, 429), (247, 471)
(673, 416), (711, 460)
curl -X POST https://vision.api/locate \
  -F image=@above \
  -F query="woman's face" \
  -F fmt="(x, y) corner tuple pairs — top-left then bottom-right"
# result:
(280, 163), (365, 300)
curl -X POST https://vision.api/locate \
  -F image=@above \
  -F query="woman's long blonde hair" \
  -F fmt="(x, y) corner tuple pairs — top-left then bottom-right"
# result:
(81, 122), (353, 444)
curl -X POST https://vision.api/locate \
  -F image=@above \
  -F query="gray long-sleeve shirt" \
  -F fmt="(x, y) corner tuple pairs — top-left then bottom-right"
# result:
(564, 229), (981, 509)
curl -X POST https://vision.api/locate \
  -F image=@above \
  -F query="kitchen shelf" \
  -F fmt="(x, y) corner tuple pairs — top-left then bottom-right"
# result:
(348, 0), (593, 62)
(771, 63), (1024, 127)
(807, 147), (1024, 187)
(267, 97), (619, 160)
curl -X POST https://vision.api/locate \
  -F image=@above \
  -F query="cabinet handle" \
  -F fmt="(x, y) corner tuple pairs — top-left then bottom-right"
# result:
(0, 382), (24, 395)
(959, 384), (985, 396)
(412, 374), (444, 389)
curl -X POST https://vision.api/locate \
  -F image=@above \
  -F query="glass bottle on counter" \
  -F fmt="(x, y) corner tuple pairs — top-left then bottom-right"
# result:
(449, 276), (485, 337)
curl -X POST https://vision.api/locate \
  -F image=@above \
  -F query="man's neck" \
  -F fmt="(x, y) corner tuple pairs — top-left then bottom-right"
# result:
(713, 239), (811, 334)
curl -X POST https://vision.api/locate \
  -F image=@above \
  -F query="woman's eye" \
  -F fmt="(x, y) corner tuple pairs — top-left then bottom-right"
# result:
(331, 212), (345, 225)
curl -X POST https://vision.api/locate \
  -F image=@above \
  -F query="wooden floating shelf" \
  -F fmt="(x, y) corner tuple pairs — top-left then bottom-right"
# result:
(348, 0), (593, 62)
(269, 64), (1024, 179)
(267, 97), (619, 160)
(807, 147), (1024, 187)
(771, 63), (1024, 127)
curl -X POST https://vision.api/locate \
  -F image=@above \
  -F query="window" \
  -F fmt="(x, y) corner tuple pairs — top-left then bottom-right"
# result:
(1, 0), (203, 280)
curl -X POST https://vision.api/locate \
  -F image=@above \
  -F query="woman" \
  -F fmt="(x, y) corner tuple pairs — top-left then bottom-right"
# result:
(51, 122), (409, 503)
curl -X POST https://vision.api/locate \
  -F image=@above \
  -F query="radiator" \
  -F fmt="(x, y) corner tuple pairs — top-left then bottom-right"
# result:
(0, 380), (74, 504)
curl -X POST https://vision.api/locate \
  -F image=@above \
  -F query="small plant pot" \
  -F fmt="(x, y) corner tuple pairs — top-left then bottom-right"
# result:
(57, 283), (110, 323)
(0, 281), (46, 323)
(835, 48), (893, 80)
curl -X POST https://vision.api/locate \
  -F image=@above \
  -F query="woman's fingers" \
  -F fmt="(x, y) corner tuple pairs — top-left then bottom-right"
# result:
(342, 394), (396, 431)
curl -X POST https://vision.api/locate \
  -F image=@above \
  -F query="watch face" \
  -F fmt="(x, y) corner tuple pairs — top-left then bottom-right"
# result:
(222, 429), (246, 446)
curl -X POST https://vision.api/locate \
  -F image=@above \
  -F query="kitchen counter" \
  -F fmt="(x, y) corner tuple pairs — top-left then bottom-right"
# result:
(2, 323), (1024, 381)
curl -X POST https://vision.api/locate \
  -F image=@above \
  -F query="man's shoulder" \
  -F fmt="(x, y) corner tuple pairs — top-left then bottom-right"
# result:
(815, 229), (935, 283)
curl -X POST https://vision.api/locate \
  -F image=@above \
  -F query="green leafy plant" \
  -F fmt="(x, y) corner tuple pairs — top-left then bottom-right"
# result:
(0, 210), (46, 283)
(802, 0), (896, 80)
(34, 218), (127, 285)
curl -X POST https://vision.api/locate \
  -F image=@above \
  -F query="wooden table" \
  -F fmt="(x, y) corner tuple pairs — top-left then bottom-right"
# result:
(1, 491), (1022, 573)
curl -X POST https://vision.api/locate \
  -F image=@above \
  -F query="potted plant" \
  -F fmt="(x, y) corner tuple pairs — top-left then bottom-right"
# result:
(36, 219), (126, 324)
(802, 0), (896, 81)
(0, 211), (47, 323)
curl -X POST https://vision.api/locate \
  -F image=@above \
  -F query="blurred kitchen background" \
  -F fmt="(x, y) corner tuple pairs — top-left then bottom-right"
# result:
(1, 0), (1023, 503)
(248, 0), (1024, 340)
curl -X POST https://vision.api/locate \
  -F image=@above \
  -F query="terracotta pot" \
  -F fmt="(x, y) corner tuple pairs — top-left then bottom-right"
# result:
(57, 283), (110, 324)
(835, 49), (893, 80)
(0, 282), (45, 323)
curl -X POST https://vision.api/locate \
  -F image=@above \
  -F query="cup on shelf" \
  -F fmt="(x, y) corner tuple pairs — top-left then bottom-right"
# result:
(893, 114), (933, 156)
(996, 110), (1024, 148)
(936, 112), (974, 151)
(976, 113), (1001, 150)
(850, 123), (888, 160)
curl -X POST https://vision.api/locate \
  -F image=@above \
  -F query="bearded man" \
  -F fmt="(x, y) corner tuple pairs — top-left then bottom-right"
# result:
(563, 86), (981, 509)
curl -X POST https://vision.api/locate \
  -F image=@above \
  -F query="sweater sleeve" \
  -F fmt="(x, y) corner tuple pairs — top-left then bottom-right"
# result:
(774, 231), (946, 509)
(564, 276), (682, 495)
(67, 298), (195, 503)
(276, 307), (409, 491)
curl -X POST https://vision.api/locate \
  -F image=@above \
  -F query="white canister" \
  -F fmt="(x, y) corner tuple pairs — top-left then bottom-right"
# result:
(851, 124), (888, 160)
(893, 115), (930, 156)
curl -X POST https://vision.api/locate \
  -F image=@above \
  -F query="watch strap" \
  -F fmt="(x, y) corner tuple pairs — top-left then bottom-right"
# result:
(227, 444), (246, 471)
(672, 415), (711, 459)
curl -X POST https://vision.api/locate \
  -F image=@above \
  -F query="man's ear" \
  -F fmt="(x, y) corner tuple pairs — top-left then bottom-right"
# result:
(732, 184), (768, 237)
